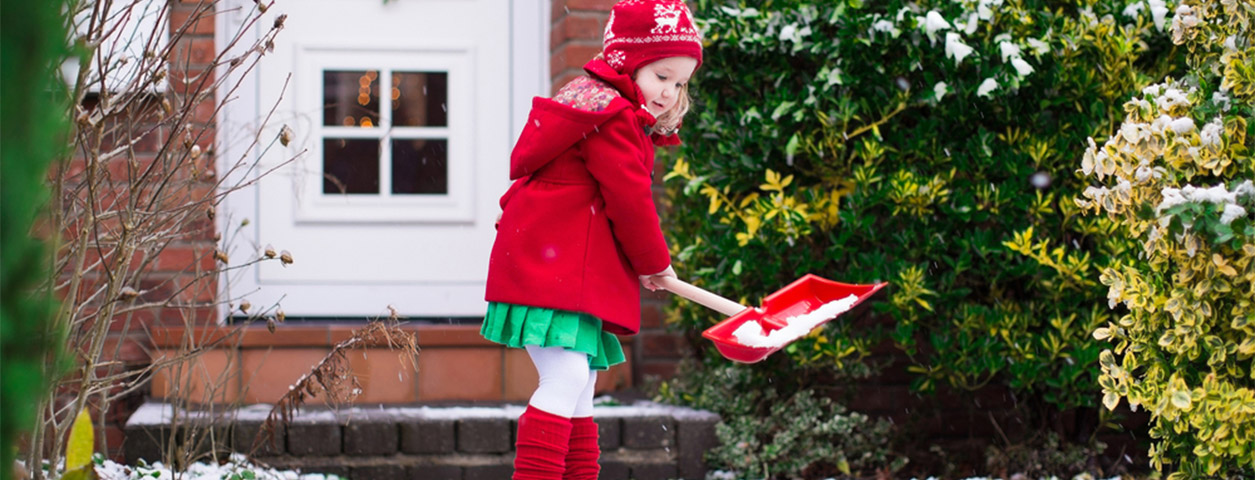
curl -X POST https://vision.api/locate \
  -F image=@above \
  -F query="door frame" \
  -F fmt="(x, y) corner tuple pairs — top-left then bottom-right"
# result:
(214, 0), (550, 322)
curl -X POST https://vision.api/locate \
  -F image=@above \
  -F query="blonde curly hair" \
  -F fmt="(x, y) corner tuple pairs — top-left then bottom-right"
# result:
(589, 52), (692, 136)
(650, 83), (690, 136)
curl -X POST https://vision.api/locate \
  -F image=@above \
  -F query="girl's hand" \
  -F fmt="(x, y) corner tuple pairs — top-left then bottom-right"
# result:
(639, 265), (676, 291)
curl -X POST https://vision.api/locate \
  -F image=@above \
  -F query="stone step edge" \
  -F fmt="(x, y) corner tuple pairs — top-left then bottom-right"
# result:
(124, 400), (720, 479)
(258, 449), (677, 468)
(126, 400), (721, 427)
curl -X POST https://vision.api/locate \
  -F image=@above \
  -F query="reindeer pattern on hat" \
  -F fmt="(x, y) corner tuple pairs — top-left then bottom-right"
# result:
(651, 3), (682, 33)
(599, 0), (703, 72)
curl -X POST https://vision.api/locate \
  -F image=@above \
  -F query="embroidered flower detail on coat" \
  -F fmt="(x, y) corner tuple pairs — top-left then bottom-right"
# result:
(553, 76), (621, 112)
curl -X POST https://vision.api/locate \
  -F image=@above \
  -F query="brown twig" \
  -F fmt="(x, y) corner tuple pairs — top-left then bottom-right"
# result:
(255, 311), (420, 453)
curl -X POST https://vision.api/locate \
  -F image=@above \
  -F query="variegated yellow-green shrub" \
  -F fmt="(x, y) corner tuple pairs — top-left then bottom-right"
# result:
(1077, 0), (1255, 477)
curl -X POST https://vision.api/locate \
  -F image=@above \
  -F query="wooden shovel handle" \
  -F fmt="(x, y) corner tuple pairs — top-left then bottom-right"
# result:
(653, 276), (748, 317)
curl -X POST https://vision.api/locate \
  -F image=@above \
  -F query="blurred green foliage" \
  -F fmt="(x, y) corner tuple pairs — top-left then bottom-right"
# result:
(1, 0), (71, 477)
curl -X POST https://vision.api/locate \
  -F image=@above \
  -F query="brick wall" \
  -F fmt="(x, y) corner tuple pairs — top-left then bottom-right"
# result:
(145, 324), (635, 405)
(69, 0), (221, 460)
(549, 0), (615, 95)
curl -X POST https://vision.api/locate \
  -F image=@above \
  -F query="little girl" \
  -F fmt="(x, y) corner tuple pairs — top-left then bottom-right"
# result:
(481, 0), (702, 477)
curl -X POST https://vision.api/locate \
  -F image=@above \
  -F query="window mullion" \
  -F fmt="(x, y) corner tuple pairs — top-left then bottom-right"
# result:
(379, 69), (394, 198)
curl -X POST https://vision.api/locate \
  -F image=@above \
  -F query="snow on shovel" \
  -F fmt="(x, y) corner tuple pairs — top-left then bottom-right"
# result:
(655, 275), (888, 364)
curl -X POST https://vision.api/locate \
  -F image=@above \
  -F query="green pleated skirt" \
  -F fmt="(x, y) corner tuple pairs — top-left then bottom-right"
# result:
(481, 302), (625, 371)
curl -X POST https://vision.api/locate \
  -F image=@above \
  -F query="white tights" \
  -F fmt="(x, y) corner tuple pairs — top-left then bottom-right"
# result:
(525, 345), (598, 418)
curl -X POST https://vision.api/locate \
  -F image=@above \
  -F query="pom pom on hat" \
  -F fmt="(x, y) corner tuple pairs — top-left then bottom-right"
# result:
(602, 0), (703, 75)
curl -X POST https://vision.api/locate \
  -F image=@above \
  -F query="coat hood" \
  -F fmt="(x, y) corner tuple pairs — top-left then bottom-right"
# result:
(508, 96), (633, 180)
(585, 58), (683, 146)
(509, 58), (685, 179)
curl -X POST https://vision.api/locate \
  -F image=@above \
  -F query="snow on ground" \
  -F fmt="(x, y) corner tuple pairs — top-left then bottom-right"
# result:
(85, 456), (1128, 480)
(708, 475), (1124, 480)
(95, 454), (342, 480)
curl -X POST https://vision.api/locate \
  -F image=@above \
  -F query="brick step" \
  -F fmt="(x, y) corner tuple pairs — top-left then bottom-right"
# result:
(124, 401), (720, 480)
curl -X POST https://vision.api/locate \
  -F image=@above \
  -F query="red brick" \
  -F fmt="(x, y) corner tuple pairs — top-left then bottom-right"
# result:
(171, 37), (216, 67)
(414, 325), (494, 347)
(640, 302), (664, 329)
(640, 285), (670, 301)
(873, 357), (918, 384)
(108, 306), (163, 333)
(57, 155), (89, 181)
(180, 215), (215, 238)
(596, 357), (633, 392)
(654, 154), (674, 180)
(170, 7), (215, 35)
(62, 150), (160, 185)
(102, 425), (127, 461)
(174, 272), (217, 303)
(103, 153), (164, 182)
(184, 182), (217, 205)
(635, 362), (678, 383)
(184, 125), (216, 152)
(58, 274), (103, 305)
(564, 0), (618, 11)
(550, 43), (602, 79)
(77, 245), (131, 274)
(844, 385), (916, 414)
(137, 274), (178, 304)
(551, 72), (583, 96)
(103, 387), (146, 423)
(189, 98), (217, 125)
(100, 120), (166, 155)
(154, 305), (217, 326)
(67, 182), (132, 214)
(154, 244), (215, 273)
(120, 272), (212, 312)
(418, 348), (503, 401)
(117, 306), (159, 328)
(640, 332), (685, 358)
(169, 65), (215, 95)
(551, 12), (606, 50)
(651, 189), (669, 210)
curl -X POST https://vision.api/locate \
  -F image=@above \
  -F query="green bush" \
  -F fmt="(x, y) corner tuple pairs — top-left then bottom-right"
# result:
(984, 431), (1108, 478)
(661, 0), (1183, 471)
(1080, 0), (1255, 477)
(656, 359), (899, 478)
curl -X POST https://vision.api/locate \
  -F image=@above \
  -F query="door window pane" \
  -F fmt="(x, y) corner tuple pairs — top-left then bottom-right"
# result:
(393, 71), (447, 127)
(323, 70), (380, 127)
(323, 138), (380, 194)
(391, 139), (448, 194)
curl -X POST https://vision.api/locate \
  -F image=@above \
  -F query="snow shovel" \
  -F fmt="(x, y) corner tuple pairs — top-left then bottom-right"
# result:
(655, 275), (888, 364)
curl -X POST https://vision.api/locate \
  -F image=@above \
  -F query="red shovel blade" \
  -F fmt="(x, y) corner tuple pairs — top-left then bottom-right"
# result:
(701, 274), (888, 364)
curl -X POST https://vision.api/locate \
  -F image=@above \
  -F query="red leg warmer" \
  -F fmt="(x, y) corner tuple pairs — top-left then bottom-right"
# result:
(563, 416), (601, 479)
(514, 406), (572, 480)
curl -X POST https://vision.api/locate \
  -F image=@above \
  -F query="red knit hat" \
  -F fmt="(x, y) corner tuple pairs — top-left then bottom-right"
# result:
(602, 0), (703, 75)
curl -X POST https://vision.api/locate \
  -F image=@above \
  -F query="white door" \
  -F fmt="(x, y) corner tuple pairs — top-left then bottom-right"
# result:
(218, 0), (548, 318)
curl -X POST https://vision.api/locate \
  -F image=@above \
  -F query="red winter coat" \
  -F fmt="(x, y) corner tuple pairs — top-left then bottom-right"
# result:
(485, 59), (679, 335)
